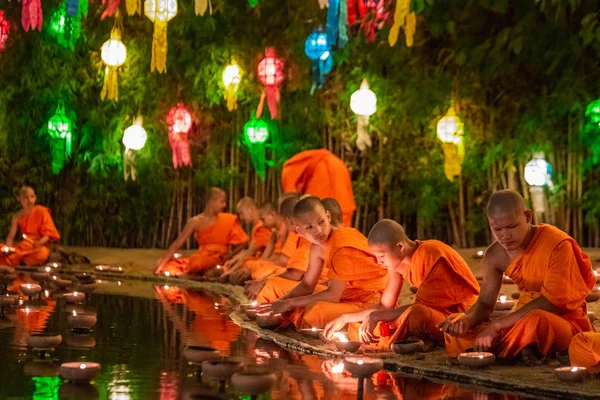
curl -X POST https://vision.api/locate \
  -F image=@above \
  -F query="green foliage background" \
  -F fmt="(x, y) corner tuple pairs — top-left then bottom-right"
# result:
(1, 0), (600, 248)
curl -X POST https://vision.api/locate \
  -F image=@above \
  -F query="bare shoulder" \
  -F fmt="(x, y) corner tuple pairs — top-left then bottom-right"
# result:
(11, 210), (24, 222)
(310, 243), (325, 259)
(188, 214), (209, 230)
(483, 242), (510, 272)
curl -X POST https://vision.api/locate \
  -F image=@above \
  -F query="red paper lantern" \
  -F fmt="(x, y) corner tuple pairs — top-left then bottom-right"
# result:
(166, 104), (192, 168)
(257, 48), (284, 119)
(0, 11), (9, 51)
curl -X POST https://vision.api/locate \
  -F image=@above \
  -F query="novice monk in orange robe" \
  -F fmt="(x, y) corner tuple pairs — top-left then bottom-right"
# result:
(323, 219), (479, 350)
(568, 332), (600, 372)
(0, 186), (60, 266)
(281, 149), (356, 227)
(155, 188), (249, 276)
(258, 197), (387, 329)
(439, 190), (595, 360)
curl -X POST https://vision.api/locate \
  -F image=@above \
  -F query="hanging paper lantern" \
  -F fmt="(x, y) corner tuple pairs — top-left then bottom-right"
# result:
(524, 153), (553, 187)
(348, 0), (386, 42)
(195, 0), (212, 15)
(0, 11), (9, 52)
(305, 29), (333, 95)
(243, 114), (270, 180)
(101, 28), (127, 101)
(257, 48), (284, 119)
(166, 104), (192, 168)
(47, 105), (74, 174)
(350, 79), (376, 152)
(437, 106), (463, 144)
(101, 0), (121, 19)
(48, 0), (86, 50)
(326, 0), (348, 48)
(21, 0), (43, 32)
(222, 62), (241, 112)
(145, 0), (177, 73)
(389, 0), (416, 47)
(126, 0), (142, 15)
(122, 117), (147, 181)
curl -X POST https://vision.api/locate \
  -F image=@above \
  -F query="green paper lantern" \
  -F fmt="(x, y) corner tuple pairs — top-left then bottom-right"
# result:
(243, 115), (270, 180)
(585, 99), (600, 125)
(47, 105), (73, 174)
(48, 1), (84, 50)
(583, 99), (600, 165)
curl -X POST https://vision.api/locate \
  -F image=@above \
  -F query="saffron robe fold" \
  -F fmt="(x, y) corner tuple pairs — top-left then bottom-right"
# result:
(290, 227), (387, 329)
(445, 224), (595, 359)
(245, 224), (290, 280)
(162, 213), (248, 275)
(0, 205), (60, 266)
(569, 332), (600, 371)
(281, 149), (356, 227)
(349, 240), (479, 349)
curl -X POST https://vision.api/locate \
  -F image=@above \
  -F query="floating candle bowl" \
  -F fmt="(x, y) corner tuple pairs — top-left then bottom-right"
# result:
(67, 312), (97, 329)
(30, 272), (51, 282)
(473, 250), (484, 259)
(299, 327), (323, 338)
(554, 366), (587, 382)
(458, 352), (495, 368)
(52, 276), (72, 289)
(65, 332), (97, 349)
(256, 312), (283, 329)
(333, 333), (361, 353)
(60, 362), (100, 382)
(63, 292), (85, 304)
(344, 357), (383, 377)
(26, 333), (62, 349)
(0, 296), (15, 307)
(20, 283), (42, 297)
(183, 345), (221, 365)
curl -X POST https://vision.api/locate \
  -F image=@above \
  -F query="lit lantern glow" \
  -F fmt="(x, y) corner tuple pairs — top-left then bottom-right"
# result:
(48, 0), (85, 50)
(524, 153), (553, 187)
(100, 28), (127, 101)
(437, 106), (465, 181)
(243, 114), (270, 180)
(144, 0), (178, 73)
(437, 107), (463, 144)
(305, 29), (333, 94)
(350, 79), (376, 152)
(257, 48), (284, 119)
(47, 105), (73, 174)
(122, 117), (147, 181)
(222, 62), (241, 111)
(21, 0), (43, 31)
(166, 104), (192, 168)
(0, 11), (9, 51)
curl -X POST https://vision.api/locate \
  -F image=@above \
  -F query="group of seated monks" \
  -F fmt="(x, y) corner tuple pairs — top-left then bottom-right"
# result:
(152, 187), (600, 368)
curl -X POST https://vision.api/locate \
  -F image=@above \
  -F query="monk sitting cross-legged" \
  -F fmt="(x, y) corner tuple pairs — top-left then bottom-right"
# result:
(154, 188), (249, 277)
(439, 190), (595, 361)
(247, 195), (337, 302)
(221, 197), (272, 283)
(323, 219), (479, 350)
(0, 186), (60, 266)
(258, 197), (387, 329)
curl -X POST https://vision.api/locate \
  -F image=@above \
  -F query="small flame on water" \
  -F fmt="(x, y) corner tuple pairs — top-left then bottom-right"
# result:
(73, 292), (78, 296)
(312, 327), (317, 332)
(72, 311), (77, 316)
(478, 355), (484, 359)
(45, 267), (51, 272)
(331, 362), (344, 374)
(53, 276), (57, 280)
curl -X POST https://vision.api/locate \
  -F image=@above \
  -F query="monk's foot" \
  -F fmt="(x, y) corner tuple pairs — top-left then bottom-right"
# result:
(421, 339), (437, 352)
(519, 345), (545, 366)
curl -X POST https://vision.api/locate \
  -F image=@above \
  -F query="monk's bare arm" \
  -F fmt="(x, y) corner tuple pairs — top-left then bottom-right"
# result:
(491, 295), (558, 331)
(159, 217), (203, 262)
(286, 279), (346, 309)
(278, 244), (324, 301)
(277, 268), (304, 281)
(260, 231), (278, 260)
(5, 214), (19, 246)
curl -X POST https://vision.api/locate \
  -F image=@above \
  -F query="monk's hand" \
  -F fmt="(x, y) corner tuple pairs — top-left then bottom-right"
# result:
(474, 320), (502, 352)
(358, 314), (379, 344)
(324, 316), (347, 340)
(270, 299), (290, 314)
(244, 279), (267, 300)
(437, 313), (473, 337)
(256, 302), (273, 314)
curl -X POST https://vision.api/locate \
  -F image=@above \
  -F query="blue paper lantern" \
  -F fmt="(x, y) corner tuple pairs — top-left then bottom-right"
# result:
(305, 29), (330, 61)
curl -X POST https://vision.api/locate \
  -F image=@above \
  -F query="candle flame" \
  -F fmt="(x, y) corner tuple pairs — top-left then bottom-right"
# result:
(312, 327), (317, 332)
(173, 253), (181, 259)
(216, 265), (221, 269)
(26, 284), (31, 289)
(357, 359), (364, 365)
(22, 234), (27, 239)
(25, 307), (30, 313)
(73, 292), (78, 296)
(73, 311), (77, 316)
(117, 281), (122, 286)
(80, 364), (87, 369)
(45, 267), (51, 272)
(331, 362), (344, 374)
(164, 285), (169, 290)
(52, 263), (58, 268)
(44, 290), (49, 297)
(478, 355), (484, 359)
(571, 366), (579, 372)
(165, 271), (170, 277)
(477, 250), (484, 256)
(251, 301), (258, 306)
(214, 303), (219, 307)
(499, 295), (507, 303)
(53, 276), (57, 280)
(334, 332), (349, 343)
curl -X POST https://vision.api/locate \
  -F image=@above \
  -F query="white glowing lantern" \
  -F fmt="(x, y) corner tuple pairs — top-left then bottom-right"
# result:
(101, 38), (127, 67)
(144, 0), (177, 22)
(437, 106), (464, 143)
(223, 63), (241, 87)
(122, 117), (147, 181)
(524, 153), (553, 187)
(350, 79), (377, 117)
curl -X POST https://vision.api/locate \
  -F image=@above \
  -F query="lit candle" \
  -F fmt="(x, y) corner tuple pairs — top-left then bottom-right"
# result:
(164, 285), (169, 290)
(25, 307), (30, 314)
(499, 295), (507, 303)
(117, 281), (122, 286)
(53, 276), (57, 280)
(73, 310), (77, 316)
(311, 327), (317, 332)
(22, 234), (27, 239)
(44, 290), (49, 297)
(331, 362), (344, 374)
(173, 253), (181, 259)
(334, 332), (349, 343)
(80, 364), (87, 369)
(357, 359), (364, 365)
(216, 265), (221, 270)
(165, 271), (170, 277)
(572, 366), (579, 372)
(52, 263), (58, 268)
(477, 250), (484, 256)
(45, 267), (51, 272)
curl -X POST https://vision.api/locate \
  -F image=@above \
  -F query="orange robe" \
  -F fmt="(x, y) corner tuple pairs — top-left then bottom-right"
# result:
(256, 233), (329, 303)
(349, 240), (479, 349)
(162, 213), (248, 275)
(568, 332), (600, 371)
(281, 149), (356, 227)
(245, 223), (289, 280)
(0, 205), (60, 266)
(239, 220), (272, 264)
(290, 227), (388, 329)
(446, 224), (595, 359)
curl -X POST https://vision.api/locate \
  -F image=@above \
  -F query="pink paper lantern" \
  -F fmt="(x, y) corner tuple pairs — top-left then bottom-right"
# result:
(257, 48), (284, 119)
(166, 104), (192, 168)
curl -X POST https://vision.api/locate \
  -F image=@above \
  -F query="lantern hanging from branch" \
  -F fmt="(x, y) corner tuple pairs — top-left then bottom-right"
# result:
(46, 105), (74, 174)
(126, 0), (142, 15)
(350, 79), (376, 152)
(122, 117), (147, 181)
(222, 61), (241, 111)
(145, 0), (177, 73)
(195, 0), (212, 15)
(48, 0), (86, 50)
(0, 11), (9, 52)
(305, 29), (333, 95)
(524, 152), (552, 214)
(389, 0), (416, 47)
(101, 0), (121, 19)
(101, 27), (127, 101)
(66, 0), (88, 17)
(437, 106), (465, 181)
(21, 0), (43, 31)
(326, 0), (348, 48)
(166, 104), (192, 168)
(257, 48), (284, 119)
(583, 99), (600, 163)
(243, 113), (270, 180)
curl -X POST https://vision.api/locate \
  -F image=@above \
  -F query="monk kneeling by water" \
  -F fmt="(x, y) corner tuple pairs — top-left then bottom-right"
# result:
(1, 186), (60, 266)
(154, 188), (249, 277)
(439, 190), (595, 361)
(258, 197), (387, 329)
(323, 219), (479, 350)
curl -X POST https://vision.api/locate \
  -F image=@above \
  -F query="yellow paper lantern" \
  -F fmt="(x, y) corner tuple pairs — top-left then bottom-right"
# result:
(222, 62), (241, 111)
(437, 106), (463, 143)
(100, 28), (127, 101)
(350, 79), (376, 152)
(144, 0), (177, 73)
(437, 106), (465, 181)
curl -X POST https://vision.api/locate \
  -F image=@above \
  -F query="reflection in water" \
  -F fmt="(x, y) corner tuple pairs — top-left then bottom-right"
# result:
(0, 277), (525, 399)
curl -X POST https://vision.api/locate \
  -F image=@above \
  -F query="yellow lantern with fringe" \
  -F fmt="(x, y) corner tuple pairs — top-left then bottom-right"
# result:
(100, 28), (127, 101)
(144, 0), (177, 73)
(222, 61), (241, 111)
(437, 106), (465, 181)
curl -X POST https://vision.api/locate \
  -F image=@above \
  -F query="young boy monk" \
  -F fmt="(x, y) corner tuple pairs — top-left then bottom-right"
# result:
(154, 188), (248, 276)
(258, 197), (387, 329)
(439, 190), (595, 360)
(0, 186), (60, 266)
(323, 219), (479, 350)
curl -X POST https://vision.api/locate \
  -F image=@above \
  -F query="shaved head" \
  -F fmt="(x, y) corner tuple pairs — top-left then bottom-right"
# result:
(259, 202), (280, 229)
(279, 196), (299, 218)
(259, 202), (278, 214)
(293, 197), (331, 244)
(237, 196), (259, 223)
(322, 198), (343, 228)
(293, 196), (325, 218)
(368, 219), (408, 249)
(278, 192), (299, 208)
(207, 187), (225, 201)
(19, 186), (35, 197)
(486, 190), (526, 216)
(206, 187), (226, 213)
(237, 196), (257, 210)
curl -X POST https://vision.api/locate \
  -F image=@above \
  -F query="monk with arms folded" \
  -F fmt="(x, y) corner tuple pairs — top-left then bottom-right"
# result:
(259, 197), (387, 329)
(324, 219), (479, 350)
(1, 186), (60, 266)
(155, 188), (248, 276)
(439, 190), (595, 360)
